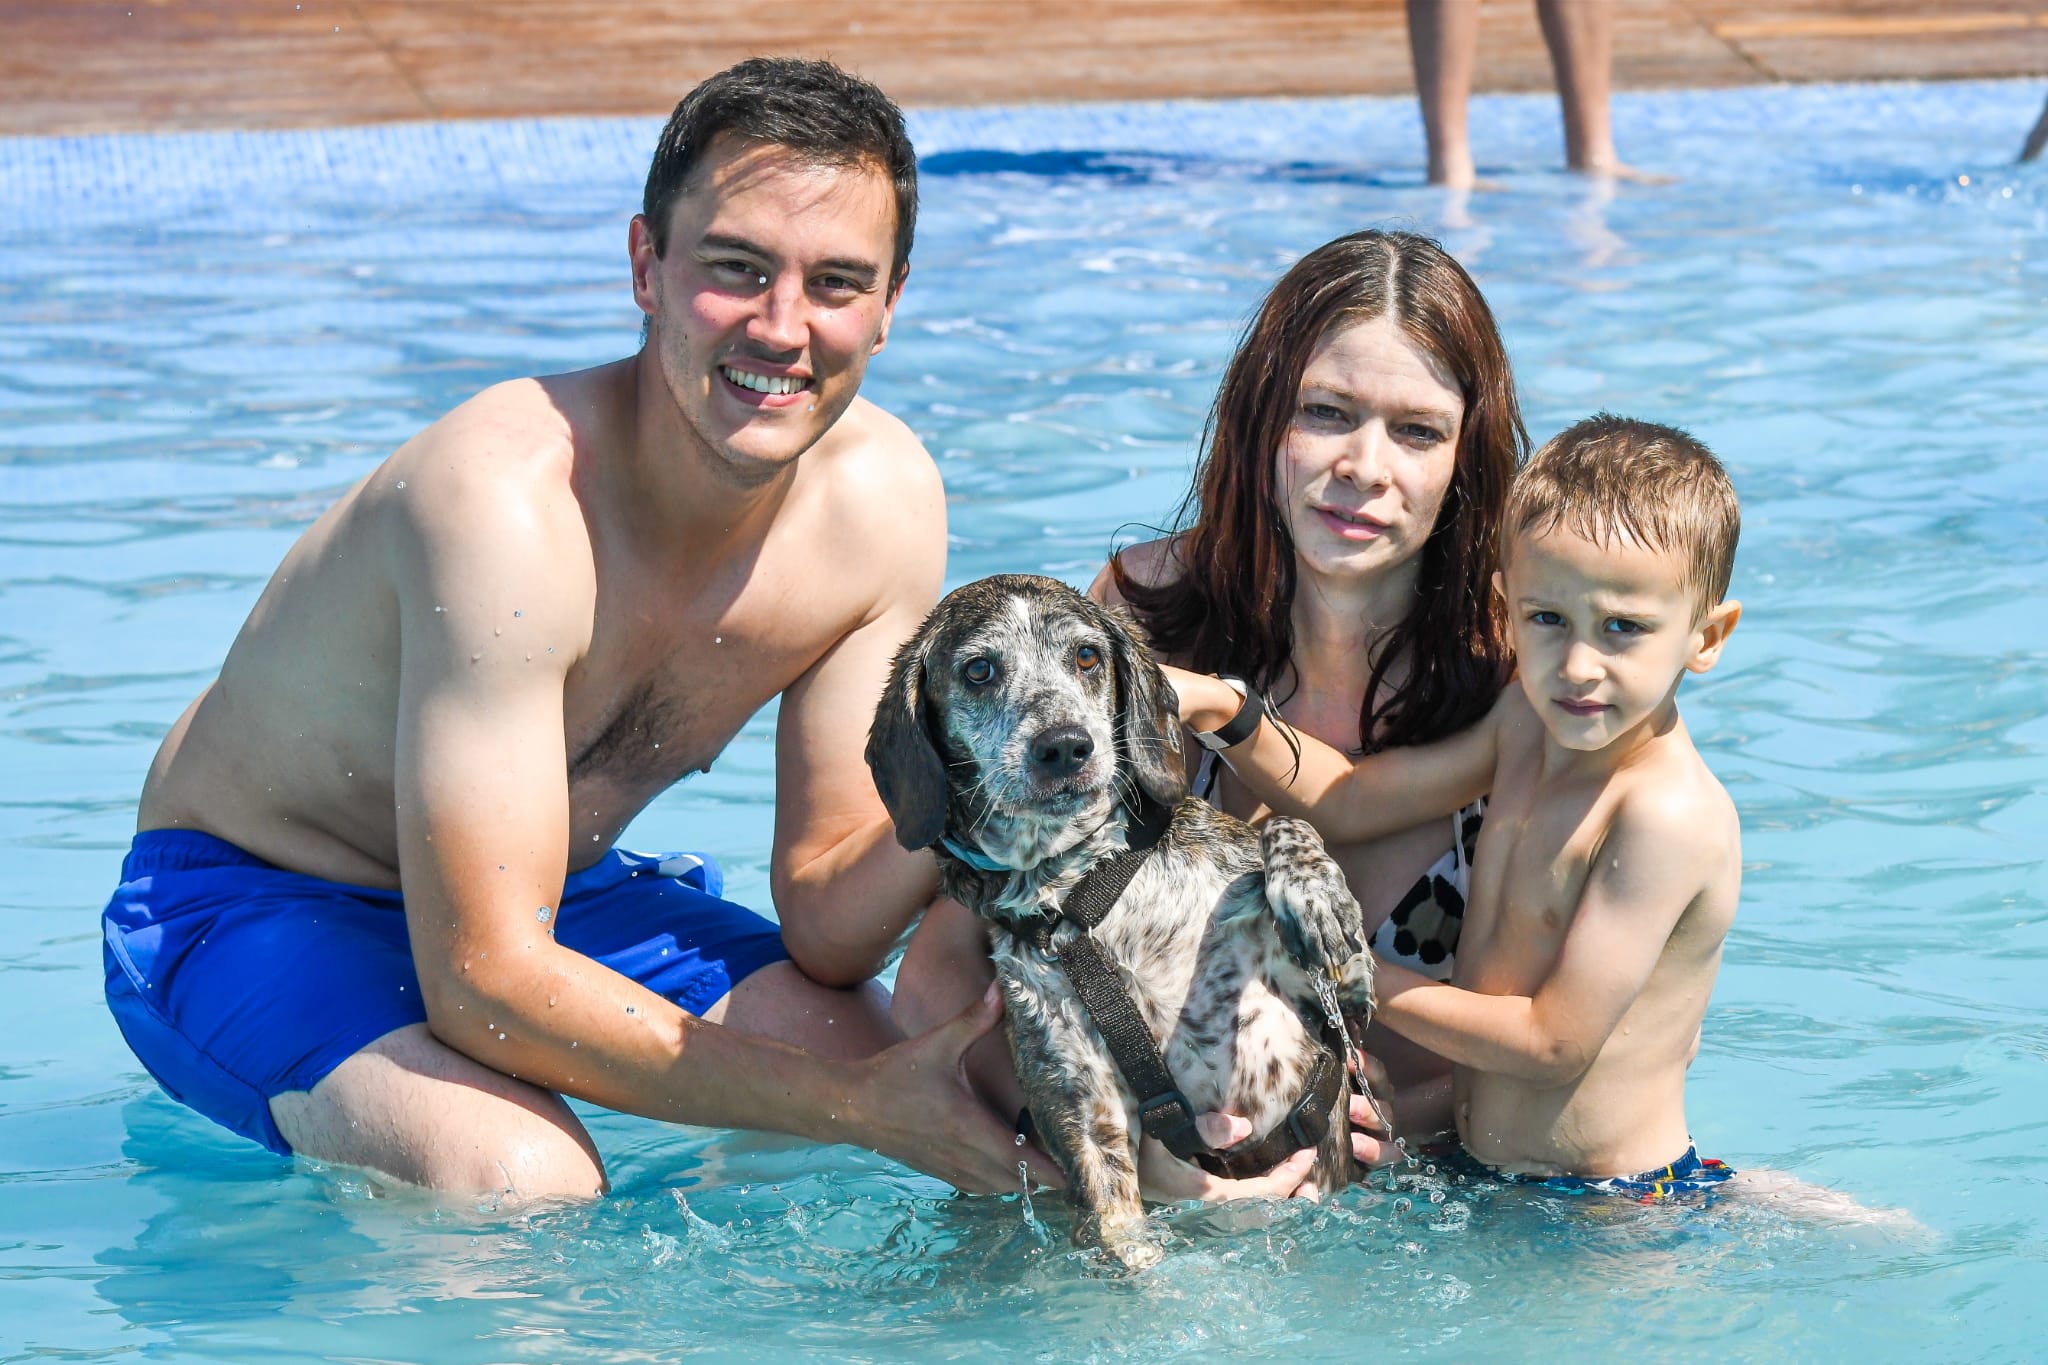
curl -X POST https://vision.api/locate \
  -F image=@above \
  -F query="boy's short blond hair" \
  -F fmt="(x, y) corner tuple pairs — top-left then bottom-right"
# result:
(1505, 414), (1740, 617)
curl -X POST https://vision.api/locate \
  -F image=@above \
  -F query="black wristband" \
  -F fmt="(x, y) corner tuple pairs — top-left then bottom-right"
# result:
(1193, 676), (1264, 752)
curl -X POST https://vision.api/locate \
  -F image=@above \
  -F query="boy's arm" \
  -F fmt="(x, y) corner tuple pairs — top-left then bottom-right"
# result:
(1162, 665), (1503, 841)
(1371, 794), (1721, 1086)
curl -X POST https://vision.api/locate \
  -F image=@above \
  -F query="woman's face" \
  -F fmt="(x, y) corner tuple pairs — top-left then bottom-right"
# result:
(1274, 312), (1465, 592)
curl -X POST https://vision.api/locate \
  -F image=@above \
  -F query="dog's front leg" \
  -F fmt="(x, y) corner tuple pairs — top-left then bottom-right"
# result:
(1260, 817), (1376, 1029)
(1002, 977), (1160, 1270)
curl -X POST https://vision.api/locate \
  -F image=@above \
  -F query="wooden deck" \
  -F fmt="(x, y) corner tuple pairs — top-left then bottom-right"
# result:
(7, 1), (2048, 137)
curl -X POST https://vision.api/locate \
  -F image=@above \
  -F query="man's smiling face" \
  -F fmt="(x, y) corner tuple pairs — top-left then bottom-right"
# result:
(632, 135), (902, 483)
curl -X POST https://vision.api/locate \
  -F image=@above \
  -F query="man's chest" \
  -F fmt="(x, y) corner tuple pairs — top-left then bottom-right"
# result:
(561, 589), (845, 790)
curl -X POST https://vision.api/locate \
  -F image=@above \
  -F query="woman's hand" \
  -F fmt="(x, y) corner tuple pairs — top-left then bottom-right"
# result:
(1159, 664), (1240, 733)
(1136, 1111), (1319, 1203)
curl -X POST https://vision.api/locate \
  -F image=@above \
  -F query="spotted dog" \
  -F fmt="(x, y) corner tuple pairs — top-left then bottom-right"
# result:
(866, 574), (1375, 1269)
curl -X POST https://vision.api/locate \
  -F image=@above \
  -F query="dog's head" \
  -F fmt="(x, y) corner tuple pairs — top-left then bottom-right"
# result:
(866, 573), (1189, 867)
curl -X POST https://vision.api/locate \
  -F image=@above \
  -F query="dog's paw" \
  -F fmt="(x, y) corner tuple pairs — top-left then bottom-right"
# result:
(1261, 816), (1367, 973)
(1098, 1224), (1165, 1274)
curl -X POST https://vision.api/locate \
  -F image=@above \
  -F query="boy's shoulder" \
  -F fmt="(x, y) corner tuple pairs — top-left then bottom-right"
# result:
(1605, 724), (1740, 882)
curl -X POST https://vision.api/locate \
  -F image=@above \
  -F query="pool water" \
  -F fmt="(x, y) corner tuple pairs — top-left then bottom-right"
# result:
(4, 79), (2046, 1360)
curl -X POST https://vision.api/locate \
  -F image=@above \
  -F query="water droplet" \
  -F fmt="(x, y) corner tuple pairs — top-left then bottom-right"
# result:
(1014, 1133), (1026, 1146)
(497, 1032), (506, 1040)
(494, 626), (502, 636)
(434, 605), (445, 613)
(571, 1040), (578, 1048)
(536, 905), (553, 924)
(395, 480), (406, 489)
(625, 1005), (636, 1015)
(514, 610), (523, 618)
(714, 636), (722, 644)
(470, 652), (482, 662)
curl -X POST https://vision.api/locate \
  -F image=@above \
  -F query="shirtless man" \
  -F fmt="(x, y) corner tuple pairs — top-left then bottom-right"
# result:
(99, 58), (1057, 1199)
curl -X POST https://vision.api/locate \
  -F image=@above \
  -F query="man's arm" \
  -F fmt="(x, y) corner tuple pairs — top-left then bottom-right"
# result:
(769, 417), (947, 986)
(1164, 665), (1505, 842)
(387, 450), (1046, 1192)
(1371, 795), (1718, 1086)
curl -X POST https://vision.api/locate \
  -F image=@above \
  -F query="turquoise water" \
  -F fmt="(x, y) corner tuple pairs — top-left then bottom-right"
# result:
(4, 80), (2046, 1360)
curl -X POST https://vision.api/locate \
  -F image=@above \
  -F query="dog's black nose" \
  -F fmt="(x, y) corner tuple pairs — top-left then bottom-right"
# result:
(1029, 725), (1095, 777)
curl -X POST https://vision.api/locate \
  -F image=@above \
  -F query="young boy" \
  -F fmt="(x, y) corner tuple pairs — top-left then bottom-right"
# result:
(1168, 414), (1744, 1199)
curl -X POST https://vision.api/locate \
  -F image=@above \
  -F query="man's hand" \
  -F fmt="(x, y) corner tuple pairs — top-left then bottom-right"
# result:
(838, 984), (1064, 1193)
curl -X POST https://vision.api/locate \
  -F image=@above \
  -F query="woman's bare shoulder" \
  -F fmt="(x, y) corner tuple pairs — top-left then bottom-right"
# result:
(1087, 535), (1187, 607)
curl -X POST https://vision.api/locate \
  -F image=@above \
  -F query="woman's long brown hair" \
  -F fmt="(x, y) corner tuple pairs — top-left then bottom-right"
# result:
(1113, 230), (1525, 753)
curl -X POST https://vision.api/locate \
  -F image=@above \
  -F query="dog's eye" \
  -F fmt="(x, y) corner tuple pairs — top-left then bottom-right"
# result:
(1075, 645), (1102, 673)
(964, 657), (996, 686)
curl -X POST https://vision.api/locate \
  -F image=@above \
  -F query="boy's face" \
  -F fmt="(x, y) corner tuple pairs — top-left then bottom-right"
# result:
(1498, 525), (1740, 754)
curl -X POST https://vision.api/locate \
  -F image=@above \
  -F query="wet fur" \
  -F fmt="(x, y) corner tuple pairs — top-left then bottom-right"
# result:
(867, 574), (1375, 1269)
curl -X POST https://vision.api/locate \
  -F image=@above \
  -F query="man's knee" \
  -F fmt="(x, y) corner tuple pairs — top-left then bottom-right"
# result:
(709, 960), (899, 1060)
(415, 1115), (608, 1200)
(270, 1023), (608, 1200)
(893, 896), (992, 1035)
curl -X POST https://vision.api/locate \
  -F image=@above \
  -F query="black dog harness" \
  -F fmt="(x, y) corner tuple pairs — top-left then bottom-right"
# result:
(1001, 797), (1353, 1180)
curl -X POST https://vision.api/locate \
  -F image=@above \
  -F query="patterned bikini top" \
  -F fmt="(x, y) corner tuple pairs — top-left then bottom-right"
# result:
(1190, 748), (1484, 983)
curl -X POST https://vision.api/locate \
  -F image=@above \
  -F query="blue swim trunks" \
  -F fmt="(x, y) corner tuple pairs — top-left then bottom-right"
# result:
(1439, 1143), (1736, 1204)
(102, 829), (790, 1157)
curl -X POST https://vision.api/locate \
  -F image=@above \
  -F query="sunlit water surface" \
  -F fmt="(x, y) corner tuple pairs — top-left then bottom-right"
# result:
(2, 81), (2045, 1361)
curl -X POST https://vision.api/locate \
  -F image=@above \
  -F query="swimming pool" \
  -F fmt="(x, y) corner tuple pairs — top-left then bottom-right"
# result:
(3, 77), (2045, 1360)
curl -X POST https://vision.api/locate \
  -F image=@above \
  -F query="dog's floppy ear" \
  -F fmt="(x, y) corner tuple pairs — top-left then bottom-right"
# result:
(866, 627), (950, 851)
(1100, 603), (1190, 810)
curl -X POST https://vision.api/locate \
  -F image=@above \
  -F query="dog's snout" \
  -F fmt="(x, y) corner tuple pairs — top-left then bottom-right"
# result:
(1028, 724), (1095, 777)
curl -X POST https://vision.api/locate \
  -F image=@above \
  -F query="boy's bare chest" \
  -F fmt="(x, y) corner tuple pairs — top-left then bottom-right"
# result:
(1456, 765), (1608, 991)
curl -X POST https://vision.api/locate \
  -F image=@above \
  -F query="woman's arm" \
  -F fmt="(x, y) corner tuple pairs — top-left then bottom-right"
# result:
(1163, 665), (1503, 842)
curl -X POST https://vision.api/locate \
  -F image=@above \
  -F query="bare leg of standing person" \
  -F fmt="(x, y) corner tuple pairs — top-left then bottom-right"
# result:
(1535, 0), (1666, 181)
(1406, 0), (1483, 187)
(2022, 95), (2048, 162)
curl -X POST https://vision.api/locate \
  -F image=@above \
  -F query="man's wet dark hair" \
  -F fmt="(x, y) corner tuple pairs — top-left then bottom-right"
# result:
(642, 58), (918, 292)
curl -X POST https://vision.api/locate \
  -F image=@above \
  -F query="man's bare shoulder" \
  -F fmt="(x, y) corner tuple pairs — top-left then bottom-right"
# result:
(809, 395), (940, 499)
(798, 396), (945, 609)
(390, 376), (596, 521)
(399, 378), (578, 489)
(378, 378), (600, 645)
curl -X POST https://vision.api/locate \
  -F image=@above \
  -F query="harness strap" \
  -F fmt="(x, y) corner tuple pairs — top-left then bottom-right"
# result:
(1025, 796), (1208, 1159)
(1017, 795), (1349, 1172)
(1047, 930), (1211, 1161)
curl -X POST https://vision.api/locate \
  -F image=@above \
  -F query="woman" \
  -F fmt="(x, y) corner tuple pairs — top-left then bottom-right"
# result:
(895, 229), (1524, 1177)
(1098, 228), (1523, 1137)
